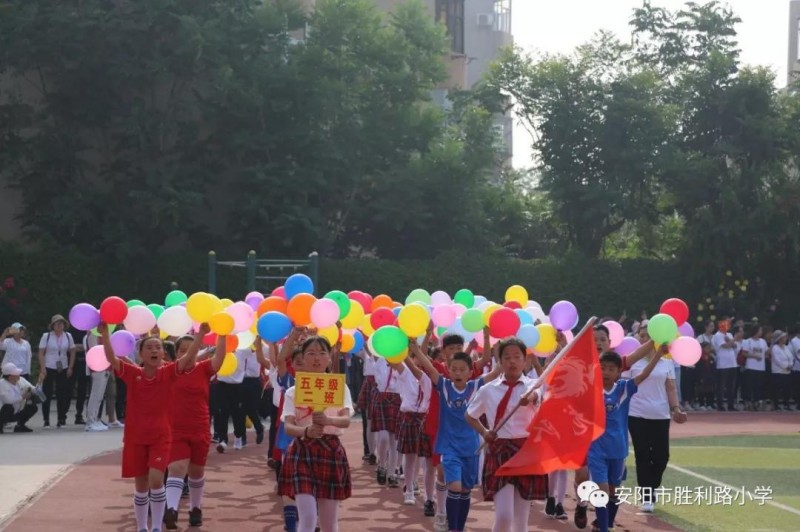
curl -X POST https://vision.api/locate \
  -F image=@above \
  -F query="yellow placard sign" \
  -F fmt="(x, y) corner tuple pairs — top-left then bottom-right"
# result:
(294, 372), (346, 411)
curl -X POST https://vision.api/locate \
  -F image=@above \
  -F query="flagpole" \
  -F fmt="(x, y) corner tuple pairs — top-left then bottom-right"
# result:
(475, 316), (598, 455)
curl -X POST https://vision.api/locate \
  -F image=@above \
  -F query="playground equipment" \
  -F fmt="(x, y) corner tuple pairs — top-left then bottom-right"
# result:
(207, 250), (319, 295)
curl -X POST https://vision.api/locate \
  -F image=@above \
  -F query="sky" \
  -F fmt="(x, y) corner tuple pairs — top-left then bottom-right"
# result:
(510, 0), (792, 168)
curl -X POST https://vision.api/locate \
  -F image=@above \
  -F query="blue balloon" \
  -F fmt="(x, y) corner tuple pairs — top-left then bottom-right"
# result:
(474, 295), (488, 307)
(257, 312), (292, 342)
(284, 273), (314, 300)
(516, 309), (534, 326)
(350, 331), (365, 353)
(517, 324), (540, 350)
(392, 306), (402, 318)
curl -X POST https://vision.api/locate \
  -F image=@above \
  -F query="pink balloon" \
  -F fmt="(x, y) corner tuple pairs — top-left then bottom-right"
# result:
(616, 336), (640, 357)
(671, 336), (701, 366)
(452, 304), (467, 318)
(604, 321), (625, 348)
(310, 298), (340, 329)
(431, 291), (452, 306)
(678, 322), (694, 338)
(227, 302), (255, 333)
(432, 305), (456, 328)
(272, 286), (287, 300)
(123, 306), (157, 335)
(86, 345), (111, 372)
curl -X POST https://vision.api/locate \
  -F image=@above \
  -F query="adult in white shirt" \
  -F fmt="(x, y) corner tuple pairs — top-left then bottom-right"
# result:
(712, 325), (738, 412)
(0, 362), (37, 433)
(0, 322), (33, 379)
(214, 347), (250, 451)
(37, 314), (77, 428)
(741, 325), (767, 411)
(696, 321), (715, 347)
(769, 331), (793, 411)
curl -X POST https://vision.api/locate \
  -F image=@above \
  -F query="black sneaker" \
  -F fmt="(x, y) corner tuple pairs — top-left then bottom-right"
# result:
(377, 467), (387, 486)
(189, 507), (203, 527)
(256, 429), (264, 445)
(545, 496), (556, 518)
(575, 504), (588, 529)
(368, 454), (377, 465)
(56, 421), (65, 429)
(423, 500), (435, 517)
(13, 424), (33, 433)
(43, 421), (50, 429)
(387, 475), (400, 488)
(74, 415), (85, 425)
(267, 458), (277, 470)
(555, 503), (568, 520)
(362, 454), (371, 463)
(164, 508), (178, 530)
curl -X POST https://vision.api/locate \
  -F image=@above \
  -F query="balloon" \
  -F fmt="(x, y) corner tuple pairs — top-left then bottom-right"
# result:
(505, 285), (528, 306)
(349, 291), (372, 314)
(100, 297), (128, 324)
(392, 306), (402, 318)
(218, 353), (238, 377)
(405, 289), (432, 306)
(678, 322), (694, 338)
(157, 306), (193, 337)
(124, 306), (157, 335)
(208, 312), (235, 335)
(670, 336), (702, 366)
(350, 331), (365, 353)
(371, 326), (408, 357)
(534, 323), (557, 354)
(482, 303), (502, 324)
(489, 307), (521, 338)
(318, 324), (341, 345)
(187, 292), (215, 323)
(452, 303), (467, 318)
(286, 294), (316, 326)
(503, 301), (522, 310)
(398, 305), (430, 337)
(370, 308), (395, 330)
(227, 302), (255, 333)
(284, 273), (314, 299)
(474, 295), (488, 307)
(109, 330), (136, 358)
(244, 291), (264, 312)
(647, 313), (678, 345)
(225, 335), (240, 352)
(147, 304), (165, 320)
(386, 350), (408, 364)
(257, 296), (288, 317)
(257, 312), (293, 342)
(431, 291), (451, 306)
(203, 332), (217, 346)
(164, 290), (188, 308)
(616, 336), (640, 357)
(549, 300), (578, 331)
(272, 286), (287, 300)
(126, 299), (145, 308)
(324, 290), (351, 319)
(660, 298), (689, 327)
(515, 309), (534, 326)
(86, 345), (111, 372)
(603, 321), (625, 349)
(453, 289), (475, 308)
(360, 314), (376, 337)
(341, 333), (355, 353)
(340, 300), (365, 329)
(311, 298), (340, 329)
(237, 330), (257, 349)
(371, 294), (393, 312)
(219, 298), (234, 310)
(460, 308), (484, 333)
(517, 324), (540, 349)
(69, 303), (100, 332)
(432, 305), (456, 328)
(90, 324), (115, 337)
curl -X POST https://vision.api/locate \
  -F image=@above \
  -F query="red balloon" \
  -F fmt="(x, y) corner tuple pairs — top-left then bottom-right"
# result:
(489, 307), (521, 339)
(370, 308), (395, 330)
(349, 291), (371, 314)
(272, 286), (287, 300)
(503, 301), (522, 310)
(660, 298), (689, 326)
(100, 296), (128, 324)
(203, 332), (217, 346)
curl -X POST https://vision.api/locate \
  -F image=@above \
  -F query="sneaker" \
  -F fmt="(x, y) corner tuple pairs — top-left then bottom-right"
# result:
(434, 513), (447, 532)
(56, 421), (65, 429)
(108, 420), (124, 428)
(642, 502), (655, 513)
(74, 415), (85, 425)
(362, 454), (371, 463)
(234, 437), (243, 450)
(164, 508), (178, 530)
(43, 421), (51, 429)
(398, 466), (404, 479)
(256, 429), (264, 445)
(574, 504), (588, 529)
(403, 490), (415, 505)
(368, 454), (377, 465)
(216, 441), (227, 454)
(387, 474), (400, 488)
(13, 424), (33, 433)
(377, 467), (387, 486)
(86, 422), (108, 432)
(267, 458), (277, 470)
(545, 496), (556, 518)
(413, 481), (420, 495)
(555, 502), (568, 520)
(189, 507), (203, 526)
(423, 500), (435, 517)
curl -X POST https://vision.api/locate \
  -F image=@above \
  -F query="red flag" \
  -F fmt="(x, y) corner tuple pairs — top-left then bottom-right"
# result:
(496, 323), (604, 476)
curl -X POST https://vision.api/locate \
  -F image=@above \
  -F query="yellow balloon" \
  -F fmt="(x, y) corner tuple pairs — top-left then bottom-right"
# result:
(220, 298), (234, 309)
(186, 292), (215, 323)
(387, 349), (408, 364)
(340, 300), (365, 329)
(159, 330), (169, 340)
(341, 333), (356, 353)
(505, 285), (528, 305)
(209, 312), (235, 335)
(210, 295), (225, 314)
(398, 304), (430, 337)
(483, 303), (502, 324)
(319, 324), (340, 345)
(217, 353), (238, 377)
(360, 313), (376, 337)
(534, 323), (557, 353)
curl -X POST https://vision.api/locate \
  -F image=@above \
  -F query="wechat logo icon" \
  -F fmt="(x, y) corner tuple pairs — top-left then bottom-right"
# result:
(577, 480), (609, 508)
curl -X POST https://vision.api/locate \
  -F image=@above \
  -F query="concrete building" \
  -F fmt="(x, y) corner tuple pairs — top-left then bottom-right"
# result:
(789, 0), (800, 86)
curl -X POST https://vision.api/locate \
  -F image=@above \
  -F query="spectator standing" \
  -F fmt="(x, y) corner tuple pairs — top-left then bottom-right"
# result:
(38, 314), (76, 428)
(1, 323), (33, 380)
(712, 323), (738, 412)
(70, 326), (90, 425)
(769, 331), (793, 411)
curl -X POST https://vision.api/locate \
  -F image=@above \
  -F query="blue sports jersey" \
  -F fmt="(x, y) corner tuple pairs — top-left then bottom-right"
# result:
(434, 377), (484, 456)
(590, 379), (638, 460)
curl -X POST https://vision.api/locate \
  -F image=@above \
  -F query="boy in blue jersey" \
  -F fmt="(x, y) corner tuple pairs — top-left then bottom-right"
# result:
(412, 342), (501, 532)
(589, 348), (664, 532)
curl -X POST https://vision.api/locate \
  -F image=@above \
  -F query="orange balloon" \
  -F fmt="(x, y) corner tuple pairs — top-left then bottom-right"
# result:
(225, 335), (239, 352)
(257, 296), (288, 317)
(391, 301), (402, 308)
(287, 294), (316, 326)
(371, 294), (393, 312)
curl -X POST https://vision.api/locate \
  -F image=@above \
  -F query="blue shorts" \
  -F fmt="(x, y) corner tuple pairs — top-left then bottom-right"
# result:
(588, 452), (626, 486)
(441, 454), (479, 490)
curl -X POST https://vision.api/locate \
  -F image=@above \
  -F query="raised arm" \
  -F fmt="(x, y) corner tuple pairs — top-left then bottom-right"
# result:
(254, 337), (270, 368)
(633, 344), (666, 386)
(404, 357), (423, 380)
(211, 333), (226, 373)
(409, 340), (440, 386)
(623, 339), (655, 369)
(98, 323), (121, 373)
(278, 327), (304, 377)
(474, 327), (493, 371)
(177, 323), (210, 372)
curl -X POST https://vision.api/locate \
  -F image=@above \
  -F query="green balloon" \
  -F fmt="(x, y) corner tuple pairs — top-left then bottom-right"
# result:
(436, 326), (448, 338)
(647, 313), (678, 345)
(324, 290), (351, 319)
(461, 308), (484, 333)
(91, 324), (116, 336)
(454, 288), (475, 308)
(147, 304), (165, 319)
(164, 290), (188, 308)
(127, 299), (145, 308)
(405, 288), (432, 306)
(371, 326), (408, 358)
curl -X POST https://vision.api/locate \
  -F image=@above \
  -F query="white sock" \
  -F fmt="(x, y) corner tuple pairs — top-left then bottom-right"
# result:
(188, 476), (205, 509)
(388, 434), (399, 474)
(435, 480), (447, 515)
(149, 487), (167, 528)
(134, 490), (149, 530)
(403, 454), (418, 491)
(376, 430), (390, 468)
(165, 477), (184, 511)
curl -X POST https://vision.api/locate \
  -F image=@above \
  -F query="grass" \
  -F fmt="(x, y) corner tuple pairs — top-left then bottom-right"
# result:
(623, 434), (800, 532)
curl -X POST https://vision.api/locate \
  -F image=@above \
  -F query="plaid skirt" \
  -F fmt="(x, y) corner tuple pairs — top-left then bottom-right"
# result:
(418, 433), (433, 458)
(357, 376), (377, 413)
(396, 411), (426, 454)
(370, 392), (401, 433)
(482, 438), (548, 502)
(278, 434), (352, 500)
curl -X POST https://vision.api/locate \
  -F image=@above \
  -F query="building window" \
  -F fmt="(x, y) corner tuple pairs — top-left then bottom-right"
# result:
(797, 18), (800, 59)
(493, 0), (511, 34)
(436, 0), (465, 54)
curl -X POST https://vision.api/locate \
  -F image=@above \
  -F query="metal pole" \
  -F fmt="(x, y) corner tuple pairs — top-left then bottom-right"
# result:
(308, 251), (319, 294)
(247, 250), (257, 293)
(208, 251), (217, 294)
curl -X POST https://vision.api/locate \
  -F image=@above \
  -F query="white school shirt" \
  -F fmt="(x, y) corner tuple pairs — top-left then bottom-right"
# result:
(466, 374), (538, 439)
(397, 368), (431, 413)
(0, 376), (35, 413)
(712, 332), (737, 369)
(1, 338), (33, 375)
(38, 332), (75, 370)
(362, 352), (376, 377)
(743, 338), (767, 371)
(790, 337), (800, 372)
(240, 349), (261, 378)
(281, 384), (354, 436)
(770, 345), (793, 375)
(373, 357), (400, 393)
(217, 348), (249, 383)
(624, 358), (675, 420)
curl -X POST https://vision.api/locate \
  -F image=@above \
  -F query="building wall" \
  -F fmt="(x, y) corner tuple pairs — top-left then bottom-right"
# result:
(790, 1), (800, 86)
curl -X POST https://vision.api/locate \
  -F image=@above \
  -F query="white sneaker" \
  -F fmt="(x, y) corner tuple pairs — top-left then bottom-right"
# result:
(216, 441), (227, 454)
(108, 420), (124, 428)
(413, 481), (420, 495)
(641, 502), (655, 513)
(86, 422), (108, 432)
(234, 437), (243, 450)
(403, 490), (415, 505)
(434, 513), (447, 532)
